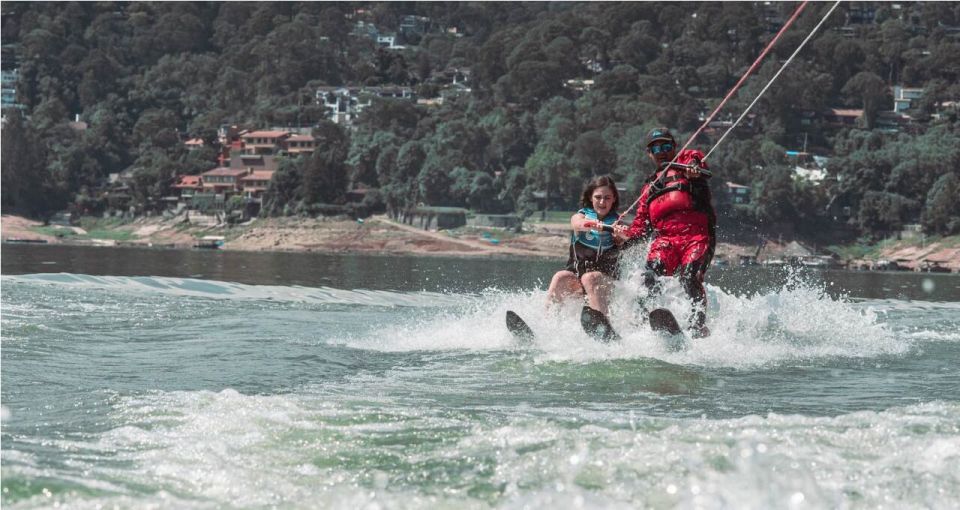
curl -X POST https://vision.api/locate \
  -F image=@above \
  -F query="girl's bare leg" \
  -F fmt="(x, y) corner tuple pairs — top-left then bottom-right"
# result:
(580, 271), (613, 315)
(546, 270), (583, 308)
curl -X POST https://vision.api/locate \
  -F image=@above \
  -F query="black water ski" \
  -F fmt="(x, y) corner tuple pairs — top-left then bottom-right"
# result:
(580, 306), (621, 343)
(649, 308), (685, 351)
(649, 308), (682, 336)
(505, 310), (535, 344)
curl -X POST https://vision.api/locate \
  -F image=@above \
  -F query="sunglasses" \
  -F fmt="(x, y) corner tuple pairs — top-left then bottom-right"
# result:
(649, 143), (674, 154)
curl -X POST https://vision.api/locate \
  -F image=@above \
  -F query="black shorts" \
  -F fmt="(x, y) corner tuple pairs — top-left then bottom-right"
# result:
(564, 242), (621, 279)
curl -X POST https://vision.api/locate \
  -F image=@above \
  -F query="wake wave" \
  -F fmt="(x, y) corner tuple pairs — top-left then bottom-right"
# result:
(5, 271), (937, 367)
(2, 273), (471, 309)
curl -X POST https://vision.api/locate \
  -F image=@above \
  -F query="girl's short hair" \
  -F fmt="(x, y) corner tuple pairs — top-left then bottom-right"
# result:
(580, 175), (620, 213)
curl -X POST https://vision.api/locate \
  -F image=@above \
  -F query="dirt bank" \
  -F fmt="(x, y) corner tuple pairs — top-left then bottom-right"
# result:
(223, 215), (567, 259)
(1, 214), (568, 260)
(3, 214), (957, 271)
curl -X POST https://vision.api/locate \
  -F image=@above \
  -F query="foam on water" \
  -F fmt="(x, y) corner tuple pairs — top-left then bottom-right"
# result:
(3, 271), (958, 509)
(3, 271), (926, 369)
(5, 387), (957, 509)
(338, 271), (913, 369)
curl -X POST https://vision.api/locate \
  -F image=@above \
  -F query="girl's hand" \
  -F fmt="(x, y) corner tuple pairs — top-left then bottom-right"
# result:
(612, 224), (630, 241)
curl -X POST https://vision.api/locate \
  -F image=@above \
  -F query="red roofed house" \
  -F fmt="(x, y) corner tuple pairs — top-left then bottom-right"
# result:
(201, 167), (249, 194)
(241, 130), (289, 155)
(240, 170), (275, 200)
(184, 138), (205, 151)
(824, 108), (863, 127)
(233, 130), (289, 173)
(172, 175), (204, 197)
(284, 134), (317, 155)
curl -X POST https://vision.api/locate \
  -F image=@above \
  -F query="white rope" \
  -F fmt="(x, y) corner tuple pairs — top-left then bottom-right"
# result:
(704, 0), (843, 161)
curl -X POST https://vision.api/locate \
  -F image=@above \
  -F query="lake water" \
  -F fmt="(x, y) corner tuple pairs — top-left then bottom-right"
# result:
(2, 244), (959, 509)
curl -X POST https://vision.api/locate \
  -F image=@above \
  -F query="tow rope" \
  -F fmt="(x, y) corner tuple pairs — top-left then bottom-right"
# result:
(619, 1), (841, 223)
(705, 1), (842, 160)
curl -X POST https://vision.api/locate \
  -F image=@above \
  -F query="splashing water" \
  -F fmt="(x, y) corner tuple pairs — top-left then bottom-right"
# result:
(2, 265), (958, 509)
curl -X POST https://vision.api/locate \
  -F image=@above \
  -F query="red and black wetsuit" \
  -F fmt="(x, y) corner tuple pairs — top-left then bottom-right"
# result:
(626, 149), (716, 331)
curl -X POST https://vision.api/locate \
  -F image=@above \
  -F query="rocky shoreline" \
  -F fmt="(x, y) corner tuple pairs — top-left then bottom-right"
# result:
(3, 214), (959, 272)
(1, 214), (567, 260)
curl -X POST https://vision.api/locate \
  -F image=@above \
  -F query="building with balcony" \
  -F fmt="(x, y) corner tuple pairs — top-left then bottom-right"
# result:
(824, 108), (863, 128)
(316, 86), (416, 126)
(283, 134), (317, 155)
(241, 130), (290, 155)
(892, 85), (924, 114)
(240, 170), (275, 200)
(725, 182), (751, 205)
(1, 68), (24, 112)
(201, 167), (249, 194)
(172, 175), (204, 198)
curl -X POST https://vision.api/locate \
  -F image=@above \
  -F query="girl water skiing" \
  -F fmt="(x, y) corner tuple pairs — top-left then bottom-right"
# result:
(545, 175), (629, 340)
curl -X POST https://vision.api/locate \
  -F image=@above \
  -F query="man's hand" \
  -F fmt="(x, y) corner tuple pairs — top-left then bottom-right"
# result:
(684, 159), (705, 179)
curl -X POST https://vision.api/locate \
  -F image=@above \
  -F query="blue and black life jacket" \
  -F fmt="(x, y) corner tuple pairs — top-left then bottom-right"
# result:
(572, 207), (618, 253)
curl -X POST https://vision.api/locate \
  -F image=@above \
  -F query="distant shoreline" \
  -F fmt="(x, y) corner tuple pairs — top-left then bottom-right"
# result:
(1, 214), (567, 261)
(3, 214), (958, 272)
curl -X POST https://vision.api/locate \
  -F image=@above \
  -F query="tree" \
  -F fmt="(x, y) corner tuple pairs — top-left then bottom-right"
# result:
(857, 191), (920, 237)
(753, 166), (798, 224)
(353, 98), (422, 138)
(841, 72), (888, 129)
(380, 140), (426, 213)
(262, 158), (303, 216)
(876, 19), (908, 83)
(303, 122), (349, 204)
(348, 130), (397, 187)
(572, 130), (616, 176)
(594, 64), (639, 96)
(922, 173), (960, 235)
(127, 148), (177, 211)
(417, 154), (454, 206)
(1, 111), (63, 219)
(132, 108), (181, 149)
(3, 0), (956, 244)
(502, 60), (564, 107)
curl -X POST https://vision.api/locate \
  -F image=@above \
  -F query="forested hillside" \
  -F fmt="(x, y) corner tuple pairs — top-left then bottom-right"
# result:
(2, 2), (960, 241)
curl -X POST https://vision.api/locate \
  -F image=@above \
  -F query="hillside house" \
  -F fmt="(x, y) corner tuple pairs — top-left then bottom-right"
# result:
(316, 86), (416, 125)
(172, 175), (203, 200)
(284, 134), (317, 155)
(725, 182), (751, 204)
(201, 167), (249, 194)
(876, 110), (911, 133)
(824, 108), (863, 128)
(184, 137), (205, 151)
(786, 151), (828, 184)
(1, 66), (25, 112)
(241, 130), (289, 155)
(892, 85), (924, 114)
(240, 170), (275, 200)
(377, 34), (403, 49)
(399, 15), (429, 36)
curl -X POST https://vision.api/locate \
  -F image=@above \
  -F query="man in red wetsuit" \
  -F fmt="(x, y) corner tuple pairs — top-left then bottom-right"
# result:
(618, 128), (716, 338)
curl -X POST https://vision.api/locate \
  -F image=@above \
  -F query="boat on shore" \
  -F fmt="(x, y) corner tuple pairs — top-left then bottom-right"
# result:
(193, 235), (225, 249)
